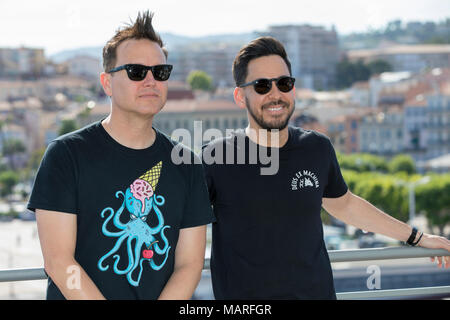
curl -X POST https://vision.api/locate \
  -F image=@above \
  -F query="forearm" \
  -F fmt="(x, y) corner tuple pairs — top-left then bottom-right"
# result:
(45, 256), (105, 300)
(158, 263), (203, 300)
(333, 193), (413, 243)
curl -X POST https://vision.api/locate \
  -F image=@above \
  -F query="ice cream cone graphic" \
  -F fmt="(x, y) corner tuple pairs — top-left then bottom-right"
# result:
(139, 161), (162, 191)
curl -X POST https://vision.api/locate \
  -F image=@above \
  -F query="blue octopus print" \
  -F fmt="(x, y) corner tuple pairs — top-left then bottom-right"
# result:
(98, 161), (171, 287)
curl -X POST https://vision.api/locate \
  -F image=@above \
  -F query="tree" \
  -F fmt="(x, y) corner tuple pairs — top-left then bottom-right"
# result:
(0, 170), (20, 197)
(415, 175), (450, 236)
(2, 139), (26, 155)
(388, 155), (416, 175)
(367, 59), (392, 75)
(385, 20), (403, 39)
(351, 173), (408, 222)
(335, 59), (371, 89)
(59, 119), (78, 136)
(2, 138), (26, 170)
(337, 153), (389, 173)
(187, 70), (213, 91)
(28, 147), (46, 171)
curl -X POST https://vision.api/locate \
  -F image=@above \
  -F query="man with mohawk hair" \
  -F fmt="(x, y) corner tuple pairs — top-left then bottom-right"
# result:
(28, 11), (214, 300)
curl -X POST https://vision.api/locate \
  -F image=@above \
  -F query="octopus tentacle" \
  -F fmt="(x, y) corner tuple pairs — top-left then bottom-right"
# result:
(153, 195), (165, 206)
(112, 236), (135, 275)
(100, 208), (127, 236)
(113, 191), (127, 229)
(128, 258), (146, 287)
(149, 246), (171, 271)
(98, 233), (128, 271)
(147, 197), (165, 234)
(153, 225), (171, 255)
(126, 239), (145, 286)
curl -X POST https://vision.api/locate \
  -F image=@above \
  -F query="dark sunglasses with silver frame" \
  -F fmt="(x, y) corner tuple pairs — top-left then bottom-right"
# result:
(108, 64), (173, 81)
(240, 75), (295, 95)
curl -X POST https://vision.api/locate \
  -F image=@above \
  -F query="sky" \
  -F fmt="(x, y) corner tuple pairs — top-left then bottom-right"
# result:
(0, 0), (449, 55)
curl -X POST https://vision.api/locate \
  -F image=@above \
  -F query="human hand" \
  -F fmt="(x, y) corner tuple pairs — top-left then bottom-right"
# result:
(418, 233), (450, 268)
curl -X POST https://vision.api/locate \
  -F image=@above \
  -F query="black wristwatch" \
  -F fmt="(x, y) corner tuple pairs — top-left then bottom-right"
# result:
(406, 227), (423, 246)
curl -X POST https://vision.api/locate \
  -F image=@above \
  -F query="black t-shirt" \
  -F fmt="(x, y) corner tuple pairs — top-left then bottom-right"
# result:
(202, 126), (348, 299)
(28, 121), (215, 300)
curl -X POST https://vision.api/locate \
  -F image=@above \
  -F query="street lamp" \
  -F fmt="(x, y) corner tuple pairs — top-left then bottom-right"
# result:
(407, 176), (431, 226)
(396, 176), (431, 226)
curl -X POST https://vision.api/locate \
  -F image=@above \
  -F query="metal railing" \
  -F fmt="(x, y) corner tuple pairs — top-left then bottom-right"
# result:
(0, 246), (449, 299)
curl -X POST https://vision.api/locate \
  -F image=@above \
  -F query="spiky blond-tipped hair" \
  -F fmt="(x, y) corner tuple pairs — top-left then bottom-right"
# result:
(102, 10), (168, 72)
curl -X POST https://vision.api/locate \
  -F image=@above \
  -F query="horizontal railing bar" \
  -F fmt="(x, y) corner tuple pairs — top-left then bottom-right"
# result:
(328, 246), (449, 262)
(0, 267), (46, 282)
(0, 247), (448, 283)
(337, 285), (450, 299)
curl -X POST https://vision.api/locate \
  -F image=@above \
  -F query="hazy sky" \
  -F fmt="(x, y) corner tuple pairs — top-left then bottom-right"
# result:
(1, 0), (449, 54)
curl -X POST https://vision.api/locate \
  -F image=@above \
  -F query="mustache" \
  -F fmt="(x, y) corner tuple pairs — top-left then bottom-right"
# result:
(262, 100), (289, 109)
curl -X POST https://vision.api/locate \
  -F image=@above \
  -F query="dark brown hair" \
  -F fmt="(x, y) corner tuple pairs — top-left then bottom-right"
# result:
(232, 36), (292, 86)
(102, 10), (168, 72)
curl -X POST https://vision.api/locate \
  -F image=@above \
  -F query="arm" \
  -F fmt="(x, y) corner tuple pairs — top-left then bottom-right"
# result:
(322, 190), (450, 268)
(36, 209), (106, 299)
(158, 225), (207, 300)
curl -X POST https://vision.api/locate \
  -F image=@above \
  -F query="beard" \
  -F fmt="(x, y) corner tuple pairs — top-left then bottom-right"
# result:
(245, 96), (295, 131)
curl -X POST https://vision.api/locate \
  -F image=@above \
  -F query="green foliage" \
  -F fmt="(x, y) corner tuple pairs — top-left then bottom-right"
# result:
(2, 139), (26, 156)
(336, 152), (389, 173)
(341, 158), (450, 234)
(335, 59), (371, 89)
(415, 174), (450, 236)
(341, 18), (450, 49)
(187, 70), (213, 91)
(342, 170), (409, 222)
(366, 59), (393, 75)
(335, 58), (393, 89)
(388, 154), (416, 175)
(28, 148), (46, 171)
(59, 119), (78, 136)
(0, 170), (20, 197)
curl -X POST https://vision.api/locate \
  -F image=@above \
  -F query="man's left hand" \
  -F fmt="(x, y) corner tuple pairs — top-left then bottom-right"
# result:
(419, 234), (450, 268)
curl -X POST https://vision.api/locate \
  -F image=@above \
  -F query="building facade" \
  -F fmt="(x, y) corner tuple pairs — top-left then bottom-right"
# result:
(358, 108), (404, 156)
(260, 24), (340, 90)
(0, 47), (45, 78)
(424, 86), (450, 160)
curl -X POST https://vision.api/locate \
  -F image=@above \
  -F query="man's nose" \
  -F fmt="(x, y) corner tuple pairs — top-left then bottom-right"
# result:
(142, 70), (156, 86)
(267, 80), (282, 98)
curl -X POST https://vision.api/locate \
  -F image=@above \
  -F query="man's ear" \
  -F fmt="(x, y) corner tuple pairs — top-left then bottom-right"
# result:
(100, 72), (113, 97)
(233, 87), (246, 110)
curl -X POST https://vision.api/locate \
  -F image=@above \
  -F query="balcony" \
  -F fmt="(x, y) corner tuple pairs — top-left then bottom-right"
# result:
(0, 246), (448, 300)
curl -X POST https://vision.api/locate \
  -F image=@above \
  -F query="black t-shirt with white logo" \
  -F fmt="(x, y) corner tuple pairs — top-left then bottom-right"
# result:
(28, 121), (214, 300)
(202, 126), (348, 299)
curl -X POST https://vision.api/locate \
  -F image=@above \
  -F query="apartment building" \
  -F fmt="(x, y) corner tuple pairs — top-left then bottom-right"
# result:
(424, 83), (450, 160)
(169, 44), (240, 88)
(80, 98), (247, 142)
(260, 24), (340, 90)
(403, 94), (429, 161)
(0, 76), (93, 102)
(358, 108), (404, 155)
(66, 55), (102, 79)
(0, 47), (45, 78)
(154, 99), (247, 137)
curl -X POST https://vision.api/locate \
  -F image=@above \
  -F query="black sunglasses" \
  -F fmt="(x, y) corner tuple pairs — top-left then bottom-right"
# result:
(108, 64), (173, 81)
(240, 76), (295, 95)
